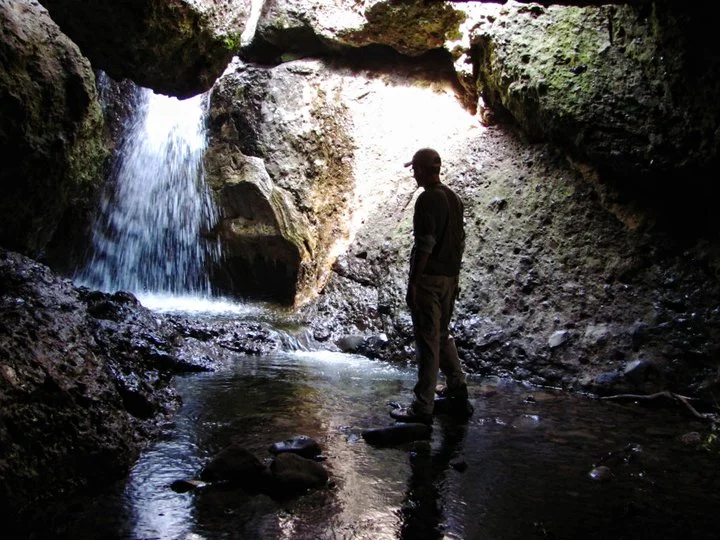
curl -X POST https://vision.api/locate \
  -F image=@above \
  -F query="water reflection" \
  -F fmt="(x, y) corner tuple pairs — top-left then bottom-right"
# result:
(49, 352), (719, 540)
(400, 418), (468, 540)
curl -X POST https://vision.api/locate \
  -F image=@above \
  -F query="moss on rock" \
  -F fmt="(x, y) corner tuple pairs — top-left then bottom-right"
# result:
(338, 0), (466, 56)
(473, 2), (720, 179)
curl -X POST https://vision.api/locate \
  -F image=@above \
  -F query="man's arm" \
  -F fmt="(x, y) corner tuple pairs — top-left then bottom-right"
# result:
(408, 193), (437, 310)
(407, 250), (430, 310)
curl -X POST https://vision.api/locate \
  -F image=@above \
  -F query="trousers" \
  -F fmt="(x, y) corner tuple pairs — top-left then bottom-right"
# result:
(410, 274), (467, 414)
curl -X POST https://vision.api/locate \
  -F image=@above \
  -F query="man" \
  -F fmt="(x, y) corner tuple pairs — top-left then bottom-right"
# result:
(390, 148), (472, 425)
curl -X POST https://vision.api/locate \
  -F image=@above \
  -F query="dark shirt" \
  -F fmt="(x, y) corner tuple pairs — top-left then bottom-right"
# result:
(412, 183), (465, 276)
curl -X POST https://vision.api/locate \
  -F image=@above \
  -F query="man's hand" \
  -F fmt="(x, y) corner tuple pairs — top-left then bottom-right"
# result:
(406, 282), (417, 311)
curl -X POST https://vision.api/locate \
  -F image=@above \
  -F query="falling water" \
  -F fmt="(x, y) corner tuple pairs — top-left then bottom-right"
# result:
(76, 80), (220, 298)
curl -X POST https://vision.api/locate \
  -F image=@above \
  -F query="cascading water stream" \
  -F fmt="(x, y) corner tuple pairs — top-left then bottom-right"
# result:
(76, 78), (221, 301)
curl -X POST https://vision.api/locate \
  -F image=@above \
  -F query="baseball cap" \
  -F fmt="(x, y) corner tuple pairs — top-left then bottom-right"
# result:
(404, 148), (441, 169)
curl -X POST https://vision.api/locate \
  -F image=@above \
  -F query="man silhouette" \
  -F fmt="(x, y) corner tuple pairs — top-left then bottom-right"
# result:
(391, 148), (472, 424)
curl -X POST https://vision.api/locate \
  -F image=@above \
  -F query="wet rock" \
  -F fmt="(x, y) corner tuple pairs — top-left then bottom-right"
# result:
(433, 397), (474, 418)
(595, 443), (644, 469)
(268, 435), (322, 459)
(548, 330), (570, 349)
(200, 445), (265, 488)
(170, 479), (208, 493)
(679, 432), (703, 446)
(361, 423), (432, 446)
(591, 371), (623, 394)
(511, 414), (541, 430)
(0, 249), (182, 524)
(313, 325), (332, 341)
(356, 333), (390, 359)
(0, 364), (19, 388)
(623, 359), (652, 384)
(588, 465), (612, 482)
(269, 452), (329, 491)
(336, 335), (366, 353)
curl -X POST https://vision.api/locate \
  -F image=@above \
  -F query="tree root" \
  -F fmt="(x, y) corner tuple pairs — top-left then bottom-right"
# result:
(600, 391), (717, 422)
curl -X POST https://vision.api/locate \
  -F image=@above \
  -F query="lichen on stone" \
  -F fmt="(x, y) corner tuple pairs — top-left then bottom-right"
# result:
(338, 0), (466, 56)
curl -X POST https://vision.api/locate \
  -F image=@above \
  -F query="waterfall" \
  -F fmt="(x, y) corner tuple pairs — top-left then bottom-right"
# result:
(76, 80), (221, 300)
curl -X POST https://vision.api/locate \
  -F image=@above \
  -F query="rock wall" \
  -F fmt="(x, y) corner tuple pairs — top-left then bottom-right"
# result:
(473, 1), (720, 201)
(37, 0), (246, 98)
(0, 248), (180, 527)
(0, 0), (107, 258)
(302, 125), (720, 399)
(205, 58), (355, 305)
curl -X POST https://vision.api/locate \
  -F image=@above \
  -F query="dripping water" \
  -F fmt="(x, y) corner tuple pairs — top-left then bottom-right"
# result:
(76, 75), (220, 299)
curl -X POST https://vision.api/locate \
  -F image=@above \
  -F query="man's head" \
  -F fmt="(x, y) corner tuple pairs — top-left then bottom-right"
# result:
(404, 148), (441, 188)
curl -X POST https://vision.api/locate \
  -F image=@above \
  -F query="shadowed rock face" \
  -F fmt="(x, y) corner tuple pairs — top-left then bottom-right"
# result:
(0, 248), (180, 527)
(472, 1), (720, 182)
(209, 165), (304, 304)
(0, 246), (282, 530)
(37, 0), (245, 98)
(0, 0), (107, 258)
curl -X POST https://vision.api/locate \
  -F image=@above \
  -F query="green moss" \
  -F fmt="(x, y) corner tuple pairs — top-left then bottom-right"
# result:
(222, 32), (241, 52)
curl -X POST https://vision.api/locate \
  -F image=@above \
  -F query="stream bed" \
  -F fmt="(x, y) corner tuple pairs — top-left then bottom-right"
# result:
(49, 350), (718, 539)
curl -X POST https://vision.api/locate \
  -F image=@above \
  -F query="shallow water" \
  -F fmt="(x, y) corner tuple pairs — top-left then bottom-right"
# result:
(50, 350), (718, 539)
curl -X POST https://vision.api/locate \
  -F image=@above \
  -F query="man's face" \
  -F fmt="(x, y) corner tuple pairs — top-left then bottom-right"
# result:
(412, 164), (427, 188)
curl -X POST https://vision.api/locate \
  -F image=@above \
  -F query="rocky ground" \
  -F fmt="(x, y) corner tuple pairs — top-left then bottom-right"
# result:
(0, 248), (279, 531)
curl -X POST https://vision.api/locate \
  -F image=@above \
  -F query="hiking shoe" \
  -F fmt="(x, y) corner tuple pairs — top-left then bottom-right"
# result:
(434, 384), (469, 400)
(389, 407), (433, 425)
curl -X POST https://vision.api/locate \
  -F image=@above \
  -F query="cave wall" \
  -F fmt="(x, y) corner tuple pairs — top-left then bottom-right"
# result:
(0, 0), (718, 378)
(205, 59), (356, 305)
(473, 1), (720, 228)
(0, 0), (107, 259)
(2, 0), (720, 523)
(37, 0), (247, 98)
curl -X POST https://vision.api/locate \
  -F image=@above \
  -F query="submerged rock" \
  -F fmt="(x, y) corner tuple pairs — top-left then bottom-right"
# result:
(433, 397), (475, 419)
(200, 445), (265, 488)
(269, 435), (322, 459)
(362, 423), (433, 446)
(269, 452), (329, 492)
(588, 465), (612, 482)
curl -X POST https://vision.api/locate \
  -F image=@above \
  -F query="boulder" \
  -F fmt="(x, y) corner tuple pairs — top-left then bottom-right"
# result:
(200, 445), (265, 488)
(205, 59), (355, 305)
(250, 0), (470, 58)
(38, 0), (246, 98)
(268, 435), (322, 459)
(269, 452), (329, 492)
(472, 2), (720, 180)
(0, 0), (106, 257)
